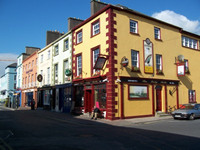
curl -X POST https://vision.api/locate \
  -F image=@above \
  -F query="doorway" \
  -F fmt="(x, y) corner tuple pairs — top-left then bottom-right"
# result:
(156, 88), (162, 111)
(85, 90), (92, 113)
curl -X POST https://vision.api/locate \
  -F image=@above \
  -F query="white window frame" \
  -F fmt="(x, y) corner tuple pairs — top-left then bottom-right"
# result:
(47, 50), (50, 59)
(64, 39), (69, 51)
(77, 31), (82, 44)
(182, 36), (198, 49)
(77, 55), (82, 76)
(41, 54), (43, 63)
(156, 54), (162, 71)
(130, 20), (138, 34)
(154, 27), (161, 39)
(54, 45), (59, 56)
(47, 67), (50, 84)
(93, 48), (100, 74)
(131, 50), (139, 68)
(92, 21), (100, 36)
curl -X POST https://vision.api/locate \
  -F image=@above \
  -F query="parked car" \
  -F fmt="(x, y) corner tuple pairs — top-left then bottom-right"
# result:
(171, 103), (200, 120)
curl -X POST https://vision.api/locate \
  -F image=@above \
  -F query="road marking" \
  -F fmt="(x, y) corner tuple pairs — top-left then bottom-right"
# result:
(0, 138), (13, 150)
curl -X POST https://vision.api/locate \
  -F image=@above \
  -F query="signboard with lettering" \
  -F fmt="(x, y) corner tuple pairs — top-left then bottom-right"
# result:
(144, 38), (153, 74)
(177, 63), (185, 76)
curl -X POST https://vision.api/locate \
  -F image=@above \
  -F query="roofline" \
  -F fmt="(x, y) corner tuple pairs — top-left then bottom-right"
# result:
(72, 4), (200, 38)
(38, 30), (72, 54)
(22, 51), (38, 63)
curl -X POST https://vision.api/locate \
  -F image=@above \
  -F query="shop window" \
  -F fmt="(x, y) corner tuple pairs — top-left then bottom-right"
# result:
(156, 54), (163, 74)
(128, 85), (149, 100)
(189, 90), (196, 103)
(94, 84), (106, 109)
(131, 50), (140, 72)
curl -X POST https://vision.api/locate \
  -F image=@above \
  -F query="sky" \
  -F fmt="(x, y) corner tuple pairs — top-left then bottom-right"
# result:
(0, 0), (199, 76)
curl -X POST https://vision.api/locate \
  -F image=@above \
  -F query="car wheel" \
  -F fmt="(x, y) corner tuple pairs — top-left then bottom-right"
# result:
(189, 114), (195, 120)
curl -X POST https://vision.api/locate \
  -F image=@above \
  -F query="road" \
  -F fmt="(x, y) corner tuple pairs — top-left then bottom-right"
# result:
(0, 104), (200, 150)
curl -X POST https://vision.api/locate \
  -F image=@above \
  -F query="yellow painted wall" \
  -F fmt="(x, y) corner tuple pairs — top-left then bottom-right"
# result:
(73, 12), (109, 78)
(113, 9), (200, 117)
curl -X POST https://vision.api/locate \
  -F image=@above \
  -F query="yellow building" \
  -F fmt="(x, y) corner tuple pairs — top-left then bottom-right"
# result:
(72, 2), (200, 120)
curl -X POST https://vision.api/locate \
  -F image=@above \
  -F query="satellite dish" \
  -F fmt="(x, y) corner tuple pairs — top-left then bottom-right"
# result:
(178, 55), (184, 62)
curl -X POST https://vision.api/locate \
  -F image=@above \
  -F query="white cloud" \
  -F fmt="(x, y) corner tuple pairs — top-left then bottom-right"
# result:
(0, 53), (18, 77)
(152, 10), (200, 35)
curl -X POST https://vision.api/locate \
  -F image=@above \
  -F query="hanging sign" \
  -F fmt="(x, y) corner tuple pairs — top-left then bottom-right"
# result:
(37, 74), (43, 82)
(177, 63), (185, 76)
(65, 69), (72, 76)
(144, 38), (153, 74)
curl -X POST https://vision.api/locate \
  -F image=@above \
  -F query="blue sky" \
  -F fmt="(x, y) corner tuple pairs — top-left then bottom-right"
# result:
(0, 0), (200, 76)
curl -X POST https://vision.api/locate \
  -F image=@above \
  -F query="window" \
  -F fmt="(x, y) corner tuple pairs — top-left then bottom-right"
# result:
(64, 39), (69, 51)
(128, 85), (149, 100)
(154, 27), (161, 40)
(14, 83), (16, 89)
(64, 60), (69, 71)
(36, 58), (38, 65)
(76, 55), (82, 76)
(14, 75), (16, 80)
(184, 59), (189, 73)
(156, 54), (163, 74)
(29, 62), (31, 69)
(92, 47), (100, 74)
(41, 54), (43, 63)
(31, 74), (34, 86)
(54, 45), (59, 56)
(92, 19), (100, 37)
(76, 30), (82, 44)
(47, 67), (50, 84)
(47, 50), (50, 59)
(131, 50), (139, 71)
(182, 36), (198, 49)
(189, 90), (196, 103)
(130, 20), (138, 34)
(32, 60), (34, 67)
(54, 64), (58, 78)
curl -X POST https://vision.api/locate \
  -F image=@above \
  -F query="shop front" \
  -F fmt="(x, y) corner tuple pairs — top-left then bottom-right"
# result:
(119, 77), (179, 119)
(55, 83), (73, 113)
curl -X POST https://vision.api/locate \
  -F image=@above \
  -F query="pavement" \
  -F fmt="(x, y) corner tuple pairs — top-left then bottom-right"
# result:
(1, 105), (173, 127)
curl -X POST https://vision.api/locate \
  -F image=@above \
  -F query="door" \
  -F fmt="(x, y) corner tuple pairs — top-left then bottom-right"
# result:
(85, 90), (92, 113)
(156, 89), (162, 111)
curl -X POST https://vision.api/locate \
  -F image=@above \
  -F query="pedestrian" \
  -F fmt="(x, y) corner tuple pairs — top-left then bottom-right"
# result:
(91, 106), (101, 120)
(31, 99), (35, 110)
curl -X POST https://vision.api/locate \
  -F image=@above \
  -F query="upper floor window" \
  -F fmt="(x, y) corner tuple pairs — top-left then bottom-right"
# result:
(64, 39), (69, 51)
(182, 36), (198, 49)
(54, 64), (58, 78)
(36, 58), (38, 65)
(29, 62), (31, 69)
(156, 54), (163, 74)
(91, 19), (100, 37)
(47, 50), (50, 59)
(41, 54), (43, 63)
(54, 45), (59, 56)
(47, 67), (50, 84)
(92, 47), (100, 74)
(154, 27), (161, 40)
(184, 59), (189, 73)
(131, 50), (139, 71)
(76, 30), (82, 44)
(76, 54), (82, 76)
(130, 20), (138, 34)
(32, 60), (34, 67)
(14, 75), (16, 80)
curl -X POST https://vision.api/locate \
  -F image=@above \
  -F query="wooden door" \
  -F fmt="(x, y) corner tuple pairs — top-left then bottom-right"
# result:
(85, 90), (92, 113)
(156, 89), (162, 111)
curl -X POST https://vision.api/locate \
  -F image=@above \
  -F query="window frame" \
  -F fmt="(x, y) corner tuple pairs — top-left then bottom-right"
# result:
(91, 18), (100, 37)
(128, 84), (149, 100)
(54, 45), (59, 56)
(64, 38), (69, 51)
(91, 45), (100, 76)
(156, 54), (163, 74)
(154, 27), (161, 40)
(184, 59), (189, 73)
(182, 36), (198, 50)
(130, 19), (138, 34)
(189, 90), (196, 103)
(75, 53), (82, 77)
(131, 50), (140, 72)
(41, 54), (43, 63)
(76, 29), (83, 45)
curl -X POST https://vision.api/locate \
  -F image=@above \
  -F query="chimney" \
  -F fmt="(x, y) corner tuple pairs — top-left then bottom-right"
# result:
(90, 0), (107, 16)
(46, 30), (64, 46)
(68, 17), (84, 31)
(25, 47), (40, 55)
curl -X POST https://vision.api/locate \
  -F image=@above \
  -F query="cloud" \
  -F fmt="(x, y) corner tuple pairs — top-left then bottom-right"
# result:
(0, 53), (18, 77)
(152, 10), (200, 35)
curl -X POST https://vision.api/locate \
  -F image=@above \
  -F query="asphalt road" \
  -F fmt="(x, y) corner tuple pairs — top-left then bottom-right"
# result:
(0, 104), (200, 150)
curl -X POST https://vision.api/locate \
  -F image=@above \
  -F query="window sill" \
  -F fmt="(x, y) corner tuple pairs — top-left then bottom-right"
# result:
(76, 41), (83, 46)
(155, 38), (162, 42)
(130, 32), (140, 36)
(91, 32), (100, 38)
(182, 45), (198, 50)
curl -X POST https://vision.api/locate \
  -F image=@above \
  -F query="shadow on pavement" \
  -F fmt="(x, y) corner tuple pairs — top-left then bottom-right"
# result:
(0, 109), (199, 150)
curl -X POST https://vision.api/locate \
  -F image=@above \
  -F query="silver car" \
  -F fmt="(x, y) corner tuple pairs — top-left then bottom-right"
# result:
(171, 103), (200, 120)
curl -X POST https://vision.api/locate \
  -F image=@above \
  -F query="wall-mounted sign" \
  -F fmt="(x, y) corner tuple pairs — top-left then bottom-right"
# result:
(65, 69), (72, 76)
(37, 74), (43, 82)
(177, 63), (185, 76)
(94, 57), (107, 70)
(144, 38), (153, 74)
(121, 57), (129, 67)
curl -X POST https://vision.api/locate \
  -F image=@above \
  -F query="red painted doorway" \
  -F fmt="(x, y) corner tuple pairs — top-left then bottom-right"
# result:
(156, 88), (162, 111)
(84, 90), (93, 113)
